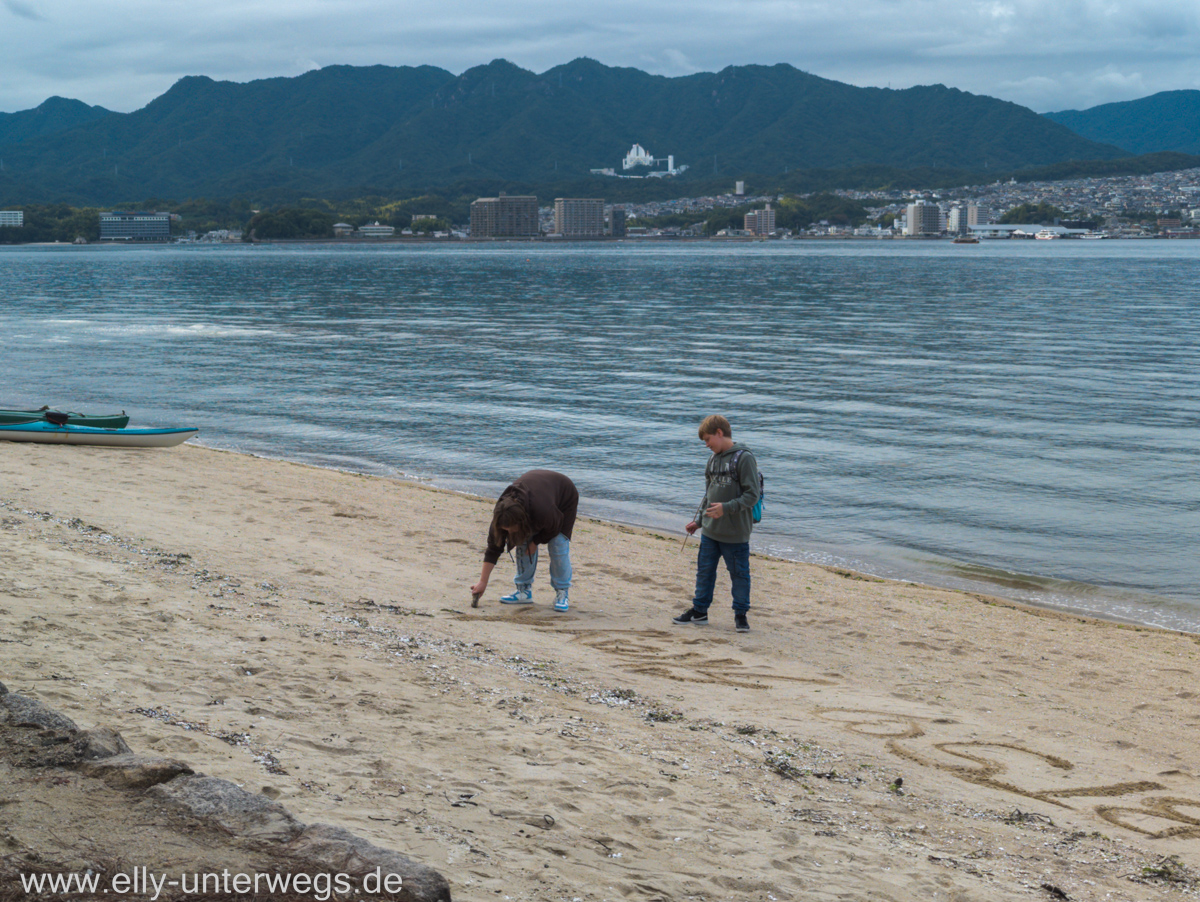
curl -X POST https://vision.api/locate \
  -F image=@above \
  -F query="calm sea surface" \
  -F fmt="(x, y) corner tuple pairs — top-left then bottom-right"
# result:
(3, 240), (1199, 630)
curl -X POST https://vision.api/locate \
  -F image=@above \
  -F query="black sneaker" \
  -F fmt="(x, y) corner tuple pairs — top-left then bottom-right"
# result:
(672, 608), (708, 625)
(735, 613), (750, 633)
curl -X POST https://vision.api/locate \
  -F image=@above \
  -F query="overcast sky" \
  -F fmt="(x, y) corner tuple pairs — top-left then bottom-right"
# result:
(2, 0), (1198, 115)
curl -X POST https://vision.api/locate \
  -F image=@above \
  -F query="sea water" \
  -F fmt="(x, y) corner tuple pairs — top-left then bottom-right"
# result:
(2, 240), (1199, 631)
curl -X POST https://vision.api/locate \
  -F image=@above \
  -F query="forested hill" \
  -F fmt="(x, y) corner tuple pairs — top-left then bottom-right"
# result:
(0, 59), (1128, 204)
(0, 96), (114, 147)
(1045, 91), (1200, 156)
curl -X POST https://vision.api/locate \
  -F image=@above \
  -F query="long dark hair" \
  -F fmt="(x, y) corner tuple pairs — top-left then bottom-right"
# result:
(490, 495), (532, 551)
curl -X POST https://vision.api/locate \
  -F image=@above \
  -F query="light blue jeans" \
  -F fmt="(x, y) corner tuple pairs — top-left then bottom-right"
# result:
(513, 534), (572, 592)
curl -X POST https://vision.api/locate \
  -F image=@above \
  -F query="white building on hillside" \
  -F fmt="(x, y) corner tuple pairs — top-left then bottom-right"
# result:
(0, 211), (23, 227)
(620, 144), (684, 176)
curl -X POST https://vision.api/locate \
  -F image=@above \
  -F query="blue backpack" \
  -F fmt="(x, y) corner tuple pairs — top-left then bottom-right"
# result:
(725, 449), (765, 523)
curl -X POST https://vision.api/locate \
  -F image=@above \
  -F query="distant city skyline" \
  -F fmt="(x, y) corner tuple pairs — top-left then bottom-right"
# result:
(2, 0), (1198, 116)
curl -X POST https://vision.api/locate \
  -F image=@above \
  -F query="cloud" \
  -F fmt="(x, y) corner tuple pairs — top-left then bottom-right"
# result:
(3, 0), (43, 21)
(1, 0), (1198, 113)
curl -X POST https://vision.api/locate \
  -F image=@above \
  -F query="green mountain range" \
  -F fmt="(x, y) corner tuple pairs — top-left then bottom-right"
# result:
(0, 59), (1131, 204)
(1044, 90), (1200, 156)
(0, 96), (113, 148)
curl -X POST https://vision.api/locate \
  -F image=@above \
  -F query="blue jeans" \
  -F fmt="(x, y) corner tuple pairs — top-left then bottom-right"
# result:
(691, 535), (750, 613)
(513, 534), (572, 592)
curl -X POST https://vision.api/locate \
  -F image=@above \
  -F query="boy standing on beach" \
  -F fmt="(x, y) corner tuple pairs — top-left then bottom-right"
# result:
(673, 415), (760, 632)
(471, 470), (578, 612)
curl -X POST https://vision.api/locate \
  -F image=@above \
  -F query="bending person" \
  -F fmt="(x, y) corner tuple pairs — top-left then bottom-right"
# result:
(471, 470), (578, 613)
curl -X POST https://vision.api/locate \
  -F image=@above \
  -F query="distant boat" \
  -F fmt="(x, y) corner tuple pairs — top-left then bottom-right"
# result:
(952, 235), (980, 244)
(0, 422), (198, 448)
(1079, 232), (1109, 240)
(1035, 229), (1060, 240)
(0, 407), (129, 428)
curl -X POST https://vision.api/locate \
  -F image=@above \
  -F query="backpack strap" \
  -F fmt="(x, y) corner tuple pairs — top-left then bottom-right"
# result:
(726, 450), (746, 495)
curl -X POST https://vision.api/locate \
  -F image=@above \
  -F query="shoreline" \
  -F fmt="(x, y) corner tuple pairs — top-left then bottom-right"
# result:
(3, 441), (1200, 899)
(193, 436), (1200, 637)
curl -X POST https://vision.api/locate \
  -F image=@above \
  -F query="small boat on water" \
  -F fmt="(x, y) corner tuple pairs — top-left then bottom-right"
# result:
(0, 422), (198, 448)
(0, 407), (130, 428)
(952, 235), (980, 244)
(1035, 229), (1060, 240)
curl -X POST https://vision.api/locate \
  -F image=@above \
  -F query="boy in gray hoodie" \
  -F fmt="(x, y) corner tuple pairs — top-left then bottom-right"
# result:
(673, 414), (760, 632)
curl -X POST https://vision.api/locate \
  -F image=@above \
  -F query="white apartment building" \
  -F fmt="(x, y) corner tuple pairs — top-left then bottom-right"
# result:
(357, 222), (395, 238)
(947, 206), (965, 234)
(0, 211), (24, 227)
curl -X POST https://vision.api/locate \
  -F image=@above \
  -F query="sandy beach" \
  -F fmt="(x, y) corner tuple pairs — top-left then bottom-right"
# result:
(2, 441), (1199, 901)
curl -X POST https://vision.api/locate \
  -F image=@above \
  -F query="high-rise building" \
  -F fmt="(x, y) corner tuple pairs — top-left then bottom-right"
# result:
(610, 206), (626, 238)
(470, 194), (539, 238)
(99, 211), (171, 241)
(744, 203), (776, 235)
(554, 198), (605, 237)
(967, 204), (991, 226)
(0, 211), (23, 228)
(904, 202), (941, 237)
(947, 206), (967, 235)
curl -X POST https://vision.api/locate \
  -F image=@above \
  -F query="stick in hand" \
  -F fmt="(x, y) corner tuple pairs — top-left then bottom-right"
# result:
(680, 498), (706, 552)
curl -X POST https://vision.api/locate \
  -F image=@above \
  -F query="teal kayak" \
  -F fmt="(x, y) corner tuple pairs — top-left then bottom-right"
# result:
(0, 422), (197, 448)
(0, 407), (130, 429)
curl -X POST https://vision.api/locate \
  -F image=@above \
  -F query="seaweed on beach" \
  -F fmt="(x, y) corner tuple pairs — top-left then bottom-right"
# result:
(764, 751), (806, 781)
(1130, 855), (1198, 888)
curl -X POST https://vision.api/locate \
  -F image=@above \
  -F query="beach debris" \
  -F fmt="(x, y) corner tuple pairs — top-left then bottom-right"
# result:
(790, 808), (839, 826)
(645, 709), (683, 723)
(131, 705), (288, 774)
(764, 751), (806, 781)
(1039, 884), (1070, 900)
(445, 791), (478, 807)
(489, 809), (555, 830)
(471, 591), (482, 608)
(1003, 808), (1054, 826)
(1128, 855), (1198, 888)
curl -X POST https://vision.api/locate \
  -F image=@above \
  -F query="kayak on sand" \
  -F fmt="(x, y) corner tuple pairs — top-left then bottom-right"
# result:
(0, 407), (130, 429)
(0, 422), (198, 448)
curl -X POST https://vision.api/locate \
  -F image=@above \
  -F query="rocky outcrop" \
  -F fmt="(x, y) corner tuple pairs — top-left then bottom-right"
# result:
(147, 774), (304, 842)
(287, 823), (452, 902)
(80, 752), (193, 790)
(1, 690), (80, 732)
(0, 685), (453, 901)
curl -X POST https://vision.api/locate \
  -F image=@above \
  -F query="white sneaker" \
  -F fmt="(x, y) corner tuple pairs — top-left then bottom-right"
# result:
(500, 588), (533, 605)
(553, 590), (569, 612)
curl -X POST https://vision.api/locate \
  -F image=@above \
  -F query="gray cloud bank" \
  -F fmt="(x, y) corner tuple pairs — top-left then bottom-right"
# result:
(3, 0), (1199, 114)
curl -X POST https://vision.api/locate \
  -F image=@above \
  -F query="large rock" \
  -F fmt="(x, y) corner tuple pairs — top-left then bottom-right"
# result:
(0, 692), (79, 732)
(79, 753), (193, 789)
(287, 823), (451, 902)
(76, 726), (132, 760)
(147, 775), (304, 842)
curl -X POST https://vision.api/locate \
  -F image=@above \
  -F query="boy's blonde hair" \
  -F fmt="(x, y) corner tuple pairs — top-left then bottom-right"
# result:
(698, 414), (732, 439)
